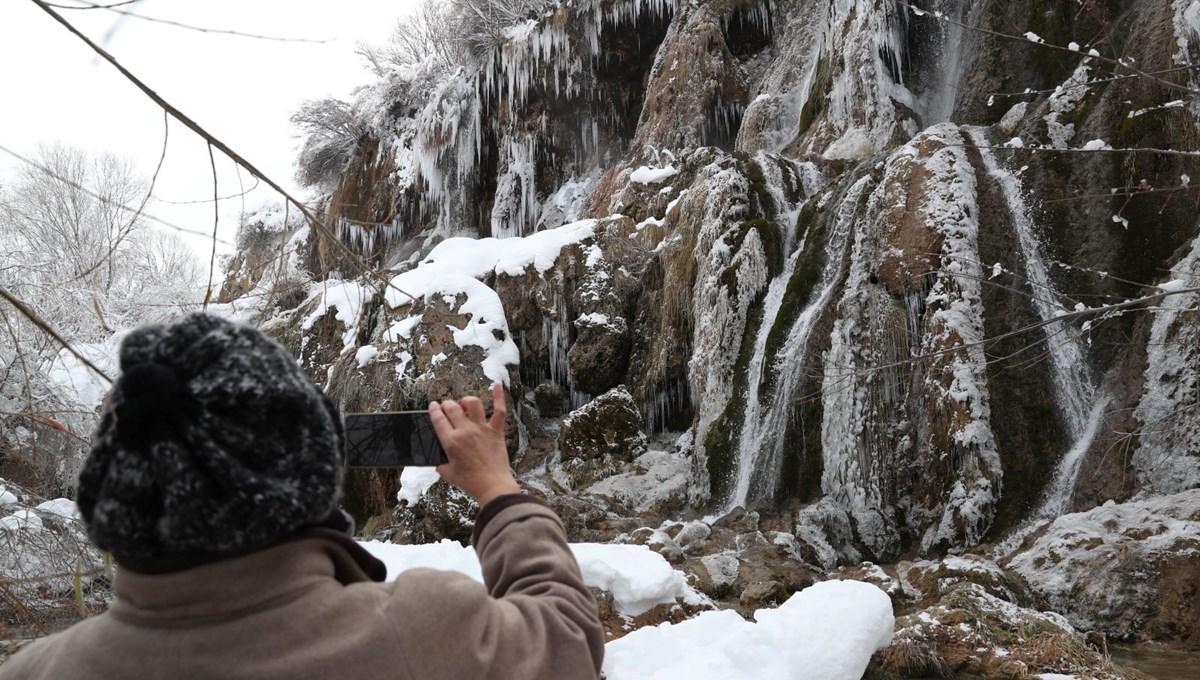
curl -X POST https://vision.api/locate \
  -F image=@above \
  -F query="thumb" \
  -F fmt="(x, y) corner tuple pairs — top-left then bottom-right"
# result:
(488, 383), (507, 433)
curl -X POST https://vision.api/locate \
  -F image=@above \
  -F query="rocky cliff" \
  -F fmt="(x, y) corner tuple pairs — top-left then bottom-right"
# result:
(218, 0), (1200, 661)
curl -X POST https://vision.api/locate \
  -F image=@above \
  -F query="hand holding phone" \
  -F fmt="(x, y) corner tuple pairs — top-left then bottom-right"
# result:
(429, 384), (520, 507)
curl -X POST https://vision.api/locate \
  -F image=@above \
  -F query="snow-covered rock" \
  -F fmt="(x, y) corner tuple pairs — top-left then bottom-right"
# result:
(0, 478), (106, 626)
(1003, 490), (1200, 647)
(584, 449), (691, 514)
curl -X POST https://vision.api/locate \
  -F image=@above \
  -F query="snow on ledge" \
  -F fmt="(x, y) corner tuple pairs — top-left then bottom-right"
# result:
(396, 467), (442, 506)
(383, 218), (599, 308)
(630, 165), (679, 184)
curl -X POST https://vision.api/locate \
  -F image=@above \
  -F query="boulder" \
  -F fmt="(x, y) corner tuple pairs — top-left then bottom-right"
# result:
(674, 521), (712, 554)
(567, 313), (631, 396)
(894, 555), (1036, 610)
(389, 480), (477, 546)
(711, 506), (760, 533)
(690, 552), (741, 600)
(738, 580), (787, 608)
(542, 494), (612, 543)
(558, 387), (648, 463)
(582, 449), (690, 516)
(533, 381), (565, 418)
(1003, 490), (1200, 650)
(865, 583), (1142, 680)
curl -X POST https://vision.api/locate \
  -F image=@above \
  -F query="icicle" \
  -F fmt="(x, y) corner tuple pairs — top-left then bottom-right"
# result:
(644, 376), (690, 433)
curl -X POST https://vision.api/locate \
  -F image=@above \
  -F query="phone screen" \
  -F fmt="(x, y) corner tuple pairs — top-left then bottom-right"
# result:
(344, 411), (448, 467)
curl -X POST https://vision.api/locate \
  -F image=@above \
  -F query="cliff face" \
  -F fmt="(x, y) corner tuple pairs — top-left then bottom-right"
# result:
(230, 0), (1200, 566)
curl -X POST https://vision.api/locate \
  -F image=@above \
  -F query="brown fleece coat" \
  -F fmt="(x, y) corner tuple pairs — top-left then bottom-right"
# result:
(0, 497), (604, 680)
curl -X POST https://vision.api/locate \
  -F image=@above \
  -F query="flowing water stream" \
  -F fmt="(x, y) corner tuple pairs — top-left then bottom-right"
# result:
(1110, 645), (1200, 680)
(728, 174), (871, 509)
(969, 127), (1103, 517)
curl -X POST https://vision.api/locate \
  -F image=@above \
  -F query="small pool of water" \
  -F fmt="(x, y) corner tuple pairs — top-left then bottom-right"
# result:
(1110, 644), (1200, 680)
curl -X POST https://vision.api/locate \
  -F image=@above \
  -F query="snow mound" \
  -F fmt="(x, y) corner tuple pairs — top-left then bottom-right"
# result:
(0, 478), (104, 605)
(0, 484), (17, 507)
(34, 498), (80, 520)
(362, 538), (485, 582)
(359, 538), (698, 617)
(571, 543), (692, 616)
(603, 580), (894, 680)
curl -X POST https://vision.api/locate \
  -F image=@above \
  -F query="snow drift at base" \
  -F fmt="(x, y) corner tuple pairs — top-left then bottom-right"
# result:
(605, 579), (893, 680)
(359, 540), (894, 680)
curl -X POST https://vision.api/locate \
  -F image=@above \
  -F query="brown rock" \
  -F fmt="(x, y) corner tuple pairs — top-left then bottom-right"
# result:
(389, 480), (477, 546)
(558, 387), (648, 462)
(567, 317), (631, 396)
(533, 381), (565, 418)
(739, 580), (787, 608)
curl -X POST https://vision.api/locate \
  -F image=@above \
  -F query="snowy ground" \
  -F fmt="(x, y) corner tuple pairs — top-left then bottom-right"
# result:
(359, 539), (894, 680)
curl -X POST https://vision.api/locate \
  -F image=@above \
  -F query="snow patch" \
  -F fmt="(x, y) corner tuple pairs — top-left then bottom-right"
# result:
(359, 538), (698, 618)
(397, 467), (442, 506)
(603, 580), (894, 680)
(354, 345), (380, 368)
(630, 165), (679, 184)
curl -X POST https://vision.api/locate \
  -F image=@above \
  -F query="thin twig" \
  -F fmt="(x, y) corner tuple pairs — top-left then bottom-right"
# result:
(0, 142), (232, 245)
(152, 176), (261, 205)
(70, 110), (171, 284)
(42, 0), (138, 9)
(203, 143), (219, 310)
(50, 0), (329, 42)
(27, 0), (416, 305)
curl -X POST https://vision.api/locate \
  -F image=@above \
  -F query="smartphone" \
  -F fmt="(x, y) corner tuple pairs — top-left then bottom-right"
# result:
(343, 411), (448, 467)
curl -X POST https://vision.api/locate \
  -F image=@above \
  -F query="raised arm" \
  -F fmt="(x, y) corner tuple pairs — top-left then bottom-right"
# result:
(383, 385), (603, 679)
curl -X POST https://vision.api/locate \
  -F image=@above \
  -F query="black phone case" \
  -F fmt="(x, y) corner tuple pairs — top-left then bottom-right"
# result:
(343, 412), (449, 467)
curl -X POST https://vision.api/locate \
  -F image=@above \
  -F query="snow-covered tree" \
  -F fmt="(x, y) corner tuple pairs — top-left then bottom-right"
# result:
(0, 144), (202, 497)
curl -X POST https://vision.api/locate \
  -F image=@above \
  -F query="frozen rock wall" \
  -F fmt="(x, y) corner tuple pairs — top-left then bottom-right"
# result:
(232, 0), (1200, 560)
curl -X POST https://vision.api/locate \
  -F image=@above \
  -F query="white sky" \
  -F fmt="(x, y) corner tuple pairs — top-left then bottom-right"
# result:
(0, 0), (416, 260)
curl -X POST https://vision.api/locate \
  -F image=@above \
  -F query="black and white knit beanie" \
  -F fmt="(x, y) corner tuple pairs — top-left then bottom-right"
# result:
(77, 312), (345, 562)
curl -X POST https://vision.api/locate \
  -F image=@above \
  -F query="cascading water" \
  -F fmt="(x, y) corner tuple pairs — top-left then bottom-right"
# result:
(728, 173), (871, 509)
(968, 127), (1102, 518)
(918, 0), (969, 125)
(1041, 397), (1111, 516)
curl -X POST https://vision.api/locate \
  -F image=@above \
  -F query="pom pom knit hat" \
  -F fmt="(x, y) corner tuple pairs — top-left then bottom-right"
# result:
(77, 312), (345, 562)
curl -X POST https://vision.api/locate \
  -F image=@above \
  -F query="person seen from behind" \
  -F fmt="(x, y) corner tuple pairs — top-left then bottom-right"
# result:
(0, 312), (604, 679)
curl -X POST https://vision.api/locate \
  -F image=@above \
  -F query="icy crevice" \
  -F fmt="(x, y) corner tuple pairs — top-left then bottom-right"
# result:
(1132, 230), (1200, 494)
(805, 0), (918, 160)
(491, 133), (542, 238)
